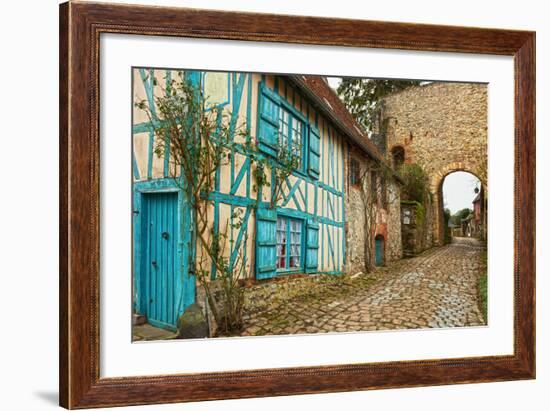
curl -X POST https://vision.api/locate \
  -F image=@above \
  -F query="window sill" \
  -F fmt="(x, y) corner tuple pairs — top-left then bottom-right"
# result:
(276, 268), (305, 275)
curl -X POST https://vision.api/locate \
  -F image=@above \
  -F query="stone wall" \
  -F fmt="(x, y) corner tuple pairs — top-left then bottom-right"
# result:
(344, 145), (402, 274)
(382, 82), (487, 245)
(344, 149), (367, 274)
(386, 181), (403, 261)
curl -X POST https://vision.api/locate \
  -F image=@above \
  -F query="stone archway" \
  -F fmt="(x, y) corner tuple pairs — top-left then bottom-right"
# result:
(431, 162), (485, 245)
(380, 82), (488, 248)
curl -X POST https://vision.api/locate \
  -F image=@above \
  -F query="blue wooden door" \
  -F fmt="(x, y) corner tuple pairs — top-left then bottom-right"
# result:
(375, 236), (384, 267)
(143, 192), (179, 330)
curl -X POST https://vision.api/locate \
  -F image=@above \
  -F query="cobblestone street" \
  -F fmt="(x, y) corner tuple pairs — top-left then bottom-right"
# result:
(240, 237), (486, 336)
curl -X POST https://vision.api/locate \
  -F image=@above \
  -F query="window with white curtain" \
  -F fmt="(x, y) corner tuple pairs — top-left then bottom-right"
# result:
(276, 216), (303, 270)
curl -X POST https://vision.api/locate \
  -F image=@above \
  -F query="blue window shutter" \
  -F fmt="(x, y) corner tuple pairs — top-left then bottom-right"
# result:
(308, 125), (321, 179)
(256, 207), (278, 279)
(257, 84), (281, 157)
(305, 219), (319, 273)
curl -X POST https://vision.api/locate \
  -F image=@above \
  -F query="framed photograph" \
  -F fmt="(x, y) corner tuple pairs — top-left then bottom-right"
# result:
(59, 1), (535, 408)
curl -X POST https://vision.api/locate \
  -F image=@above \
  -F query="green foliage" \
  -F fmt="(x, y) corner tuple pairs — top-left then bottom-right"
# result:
(337, 78), (421, 134)
(251, 137), (301, 209)
(270, 143), (302, 208)
(457, 208), (473, 219)
(399, 163), (430, 203)
(251, 160), (269, 193)
(450, 208), (472, 225)
(443, 208), (452, 244)
(415, 202), (426, 226)
(401, 200), (425, 227)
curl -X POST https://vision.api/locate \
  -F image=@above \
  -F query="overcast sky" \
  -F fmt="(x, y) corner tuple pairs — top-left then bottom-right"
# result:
(442, 171), (481, 214)
(327, 77), (341, 90)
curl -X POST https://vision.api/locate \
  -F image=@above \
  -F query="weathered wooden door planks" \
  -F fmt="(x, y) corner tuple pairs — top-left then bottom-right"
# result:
(143, 192), (179, 330)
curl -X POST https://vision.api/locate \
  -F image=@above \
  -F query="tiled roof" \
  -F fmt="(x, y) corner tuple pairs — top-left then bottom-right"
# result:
(288, 75), (387, 165)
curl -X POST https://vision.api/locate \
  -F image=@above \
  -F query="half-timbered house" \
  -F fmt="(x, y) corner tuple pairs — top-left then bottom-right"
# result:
(132, 70), (402, 331)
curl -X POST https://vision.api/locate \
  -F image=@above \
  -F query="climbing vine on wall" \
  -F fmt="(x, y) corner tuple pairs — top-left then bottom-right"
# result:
(399, 163), (430, 204)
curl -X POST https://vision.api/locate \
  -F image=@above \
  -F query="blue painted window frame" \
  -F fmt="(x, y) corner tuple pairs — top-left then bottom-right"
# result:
(278, 99), (309, 176)
(275, 213), (306, 273)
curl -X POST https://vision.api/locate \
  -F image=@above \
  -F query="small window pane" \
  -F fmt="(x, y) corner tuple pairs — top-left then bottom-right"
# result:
(278, 109), (290, 149)
(291, 121), (303, 166)
(276, 217), (303, 270)
(278, 108), (303, 169)
(276, 217), (287, 269)
(289, 219), (301, 268)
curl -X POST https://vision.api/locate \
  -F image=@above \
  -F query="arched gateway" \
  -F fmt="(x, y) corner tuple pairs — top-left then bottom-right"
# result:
(381, 82), (488, 247)
(431, 162), (486, 245)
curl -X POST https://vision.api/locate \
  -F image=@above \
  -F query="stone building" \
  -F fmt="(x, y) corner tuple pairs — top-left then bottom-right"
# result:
(381, 82), (488, 246)
(344, 143), (403, 272)
(472, 187), (487, 240)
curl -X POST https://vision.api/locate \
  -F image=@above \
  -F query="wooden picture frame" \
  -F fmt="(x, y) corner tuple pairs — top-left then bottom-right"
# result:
(59, 1), (535, 408)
